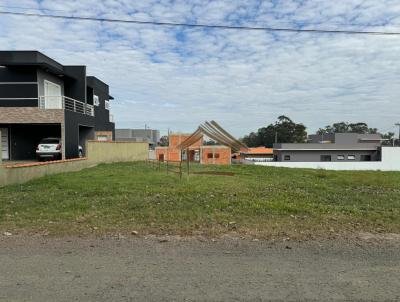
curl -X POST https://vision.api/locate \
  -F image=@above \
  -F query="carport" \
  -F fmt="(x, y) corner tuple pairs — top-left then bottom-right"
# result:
(0, 123), (62, 160)
(79, 125), (95, 156)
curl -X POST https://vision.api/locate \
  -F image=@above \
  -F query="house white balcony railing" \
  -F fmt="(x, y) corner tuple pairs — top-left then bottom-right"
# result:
(39, 96), (94, 116)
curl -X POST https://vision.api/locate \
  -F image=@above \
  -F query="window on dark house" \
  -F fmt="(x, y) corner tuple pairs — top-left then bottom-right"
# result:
(347, 155), (356, 160)
(337, 155), (345, 160)
(284, 155), (291, 161)
(360, 155), (371, 161)
(320, 155), (332, 162)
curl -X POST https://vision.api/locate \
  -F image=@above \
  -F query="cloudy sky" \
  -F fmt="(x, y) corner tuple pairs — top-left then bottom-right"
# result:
(1, 0), (400, 136)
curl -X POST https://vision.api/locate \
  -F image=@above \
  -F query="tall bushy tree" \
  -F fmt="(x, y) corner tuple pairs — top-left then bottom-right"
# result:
(158, 135), (169, 146)
(317, 122), (377, 134)
(242, 116), (307, 147)
(382, 132), (397, 146)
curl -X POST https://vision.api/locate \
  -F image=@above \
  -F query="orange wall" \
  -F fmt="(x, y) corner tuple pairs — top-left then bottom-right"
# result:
(155, 147), (181, 161)
(201, 146), (231, 165)
(169, 134), (203, 148)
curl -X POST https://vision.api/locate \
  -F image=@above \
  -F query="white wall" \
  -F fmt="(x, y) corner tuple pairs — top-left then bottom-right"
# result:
(255, 147), (400, 171)
(148, 150), (156, 160)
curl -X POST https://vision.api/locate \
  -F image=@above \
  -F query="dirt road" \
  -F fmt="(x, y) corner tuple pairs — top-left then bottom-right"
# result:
(1, 235), (399, 301)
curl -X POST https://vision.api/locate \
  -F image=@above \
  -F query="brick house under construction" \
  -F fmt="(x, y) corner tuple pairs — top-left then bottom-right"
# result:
(156, 133), (232, 165)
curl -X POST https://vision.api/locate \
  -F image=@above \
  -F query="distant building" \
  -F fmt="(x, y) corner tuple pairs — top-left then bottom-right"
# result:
(237, 147), (274, 162)
(273, 133), (384, 162)
(115, 129), (160, 148)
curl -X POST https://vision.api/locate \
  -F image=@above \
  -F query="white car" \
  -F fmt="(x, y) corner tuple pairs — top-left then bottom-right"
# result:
(36, 138), (83, 161)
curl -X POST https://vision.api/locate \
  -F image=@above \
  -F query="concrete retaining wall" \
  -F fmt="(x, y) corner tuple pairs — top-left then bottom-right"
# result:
(86, 141), (148, 164)
(255, 147), (400, 171)
(0, 158), (92, 187)
(0, 141), (149, 187)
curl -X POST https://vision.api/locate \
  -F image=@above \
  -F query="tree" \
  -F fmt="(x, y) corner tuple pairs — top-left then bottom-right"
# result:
(382, 132), (396, 146)
(203, 140), (218, 145)
(241, 116), (307, 147)
(317, 122), (377, 134)
(158, 135), (169, 146)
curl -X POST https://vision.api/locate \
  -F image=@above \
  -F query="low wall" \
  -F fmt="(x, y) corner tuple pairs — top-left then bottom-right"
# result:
(86, 141), (148, 164)
(0, 141), (149, 187)
(255, 147), (400, 171)
(0, 158), (92, 187)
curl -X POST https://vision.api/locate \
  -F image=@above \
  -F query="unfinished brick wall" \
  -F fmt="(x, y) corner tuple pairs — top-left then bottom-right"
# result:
(169, 134), (203, 148)
(201, 146), (231, 165)
(155, 134), (202, 162)
(156, 135), (231, 164)
(156, 147), (181, 161)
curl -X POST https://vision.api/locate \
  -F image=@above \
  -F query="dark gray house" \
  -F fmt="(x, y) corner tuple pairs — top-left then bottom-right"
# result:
(115, 129), (160, 148)
(0, 51), (115, 160)
(273, 133), (383, 162)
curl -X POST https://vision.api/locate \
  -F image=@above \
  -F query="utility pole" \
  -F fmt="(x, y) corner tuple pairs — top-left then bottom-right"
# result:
(275, 131), (278, 144)
(395, 123), (400, 146)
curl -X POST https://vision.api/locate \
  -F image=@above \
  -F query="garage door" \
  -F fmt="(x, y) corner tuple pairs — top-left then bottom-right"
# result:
(1, 128), (9, 160)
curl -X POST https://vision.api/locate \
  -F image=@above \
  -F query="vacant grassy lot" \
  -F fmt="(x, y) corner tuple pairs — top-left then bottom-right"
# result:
(1, 162), (399, 238)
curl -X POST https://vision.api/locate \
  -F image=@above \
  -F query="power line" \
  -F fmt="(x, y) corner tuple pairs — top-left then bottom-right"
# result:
(0, 4), (72, 13)
(1, 10), (400, 35)
(379, 125), (396, 133)
(0, 4), (398, 29)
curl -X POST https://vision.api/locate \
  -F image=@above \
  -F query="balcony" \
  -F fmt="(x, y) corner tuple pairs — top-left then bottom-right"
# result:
(39, 96), (94, 116)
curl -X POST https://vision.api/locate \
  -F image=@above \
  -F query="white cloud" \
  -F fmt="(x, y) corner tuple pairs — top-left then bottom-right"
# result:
(0, 0), (399, 136)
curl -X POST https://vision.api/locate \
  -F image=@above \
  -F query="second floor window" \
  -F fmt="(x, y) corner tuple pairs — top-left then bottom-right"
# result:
(105, 100), (110, 110)
(93, 95), (99, 106)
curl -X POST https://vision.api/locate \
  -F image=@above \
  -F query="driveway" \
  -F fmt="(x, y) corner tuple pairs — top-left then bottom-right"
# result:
(0, 235), (399, 301)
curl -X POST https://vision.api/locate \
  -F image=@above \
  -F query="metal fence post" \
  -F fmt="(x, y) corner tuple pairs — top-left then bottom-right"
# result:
(186, 148), (190, 177)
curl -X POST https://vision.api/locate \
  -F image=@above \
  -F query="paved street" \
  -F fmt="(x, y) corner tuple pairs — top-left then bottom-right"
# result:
(1, 235), (399, 301)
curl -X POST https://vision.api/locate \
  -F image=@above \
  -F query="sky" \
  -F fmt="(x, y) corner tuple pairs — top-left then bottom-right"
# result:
(0, 0), (400, 137)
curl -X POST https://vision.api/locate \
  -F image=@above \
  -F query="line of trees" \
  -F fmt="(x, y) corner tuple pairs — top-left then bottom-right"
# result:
(317, 122), (377, 135)
(241, 116), (397, 147)
(241, 116), (307, 148)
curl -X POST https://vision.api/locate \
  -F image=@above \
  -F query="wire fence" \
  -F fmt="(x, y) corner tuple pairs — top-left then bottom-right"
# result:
(145, 159), (235, 178)
(146, 159), (184, 179)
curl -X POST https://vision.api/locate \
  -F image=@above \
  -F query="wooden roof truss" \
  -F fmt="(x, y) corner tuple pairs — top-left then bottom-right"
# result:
(178, 120), (247, 152)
